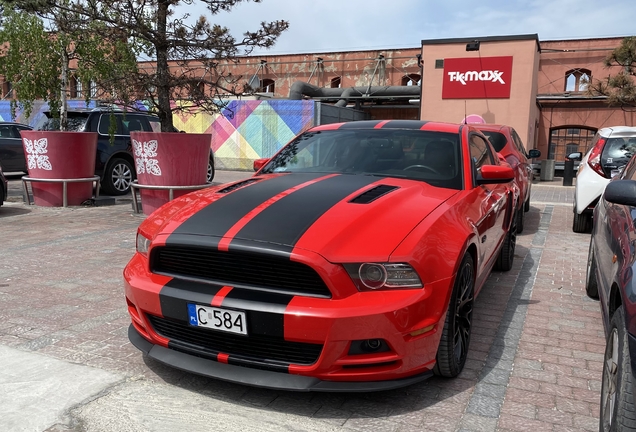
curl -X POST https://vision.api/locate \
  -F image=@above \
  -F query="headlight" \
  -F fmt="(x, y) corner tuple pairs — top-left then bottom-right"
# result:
(344, 263), (422, 291)
(136, 233), (151, 256)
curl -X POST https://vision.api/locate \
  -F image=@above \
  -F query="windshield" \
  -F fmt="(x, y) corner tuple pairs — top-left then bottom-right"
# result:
(261, 129), (463, 190)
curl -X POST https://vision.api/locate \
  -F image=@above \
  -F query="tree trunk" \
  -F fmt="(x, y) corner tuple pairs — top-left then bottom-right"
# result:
(60, 48), (69, 131)
(156, 0), (173, 132)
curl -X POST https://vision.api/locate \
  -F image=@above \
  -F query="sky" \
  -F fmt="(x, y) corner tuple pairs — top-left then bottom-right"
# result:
(187, 0), (636, 55)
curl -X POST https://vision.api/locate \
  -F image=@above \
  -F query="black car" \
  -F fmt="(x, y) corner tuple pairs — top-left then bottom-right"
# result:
(0, 164), (7, 206)
(0, 122), (33, 173)
(36, 109), (216, 195)
(587, 153), (636, 431)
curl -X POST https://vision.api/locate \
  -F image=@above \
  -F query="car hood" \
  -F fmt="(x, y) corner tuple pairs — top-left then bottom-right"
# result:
(146, 173), (458, 262)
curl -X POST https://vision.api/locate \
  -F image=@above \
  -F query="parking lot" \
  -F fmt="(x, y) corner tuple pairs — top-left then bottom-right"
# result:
(0, 174), (604, 432)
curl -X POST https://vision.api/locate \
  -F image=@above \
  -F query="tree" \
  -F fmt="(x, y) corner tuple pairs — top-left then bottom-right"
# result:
(0, 5), (138, 130)
(586, 36), (636, 107)
(6, 0), (289, 131)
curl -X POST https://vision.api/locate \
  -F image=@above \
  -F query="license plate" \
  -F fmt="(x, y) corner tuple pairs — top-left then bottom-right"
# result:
(187, 304), (247, 335)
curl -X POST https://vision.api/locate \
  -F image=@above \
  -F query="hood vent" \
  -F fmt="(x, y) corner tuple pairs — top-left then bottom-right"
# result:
(217, 178), (260, 194)
(349, 185), (399, 204)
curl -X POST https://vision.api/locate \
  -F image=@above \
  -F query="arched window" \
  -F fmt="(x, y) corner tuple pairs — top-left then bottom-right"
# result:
(330, 76), (341, 88)
(401, 74), (421, 86)
(260, 78), (275, 93)
(564, 69), (591, 92)
(2, 80), (13, 99)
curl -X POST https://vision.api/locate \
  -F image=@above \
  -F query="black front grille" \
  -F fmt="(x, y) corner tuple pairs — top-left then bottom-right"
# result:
(148, 315), (323, 366)
(151, 247), (331, 298)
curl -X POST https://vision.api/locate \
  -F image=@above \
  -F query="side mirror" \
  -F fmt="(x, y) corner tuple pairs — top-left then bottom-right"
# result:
(528, 149), (541, 159)
(253, 158), (269, 172)
(567, 152), (582, 161)
(476, 165), (515, 185)
(604, 179), (636, 207)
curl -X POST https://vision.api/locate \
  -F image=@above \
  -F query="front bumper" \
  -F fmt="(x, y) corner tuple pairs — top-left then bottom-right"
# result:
(124, 252), (452, 390)
(129, 325), (433, 392)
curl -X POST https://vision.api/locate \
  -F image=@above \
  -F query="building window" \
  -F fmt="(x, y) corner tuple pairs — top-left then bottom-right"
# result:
(435, 59), (444, 69)
(549, 126), (597, 161)
(401, 74), (421, 86)
(2, 81), (13, 99)
(564, 69), (591, 93)
(260, 78), (275, 93)
(90, 80), (98, 98)
(70, 76), (82, 98)
(197, 82), (205, 96)
(330, 76), (341, 88)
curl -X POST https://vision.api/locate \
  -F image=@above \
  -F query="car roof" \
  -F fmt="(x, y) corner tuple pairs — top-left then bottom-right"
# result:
(471, 124), (508, 132)
(0, 121), (32, 127)
(310, 120), (463, 133)
(598, 126), (636, 138)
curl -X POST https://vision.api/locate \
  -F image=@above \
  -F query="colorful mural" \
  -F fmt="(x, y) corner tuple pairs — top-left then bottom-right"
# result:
(173, 100), (317, 170)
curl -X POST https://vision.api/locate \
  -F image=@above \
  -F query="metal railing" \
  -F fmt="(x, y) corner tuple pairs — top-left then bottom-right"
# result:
(22, 175), (101, 207)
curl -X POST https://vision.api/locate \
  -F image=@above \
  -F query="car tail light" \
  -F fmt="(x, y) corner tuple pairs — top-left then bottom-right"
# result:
(587, 137), (608, 178)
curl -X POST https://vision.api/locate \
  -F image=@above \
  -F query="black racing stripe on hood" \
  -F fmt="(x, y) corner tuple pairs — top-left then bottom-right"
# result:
(382, 120), (429, 129)
(159, 279), (226, 321)
(166, 173), (326, 240)
(220, 289), (294, 338)
(231, 174), (381, 251)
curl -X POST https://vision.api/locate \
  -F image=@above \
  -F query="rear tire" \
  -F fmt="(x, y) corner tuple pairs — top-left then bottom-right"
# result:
(516, 207), (525, 234)
(573, 211), (591, 233)
(102, 157), (134, 196)
(586, 237), (599, 299)
(434, 253), (474, 378)
(495, 212), (517, 272)
(600, 306), (636, 431)
(524, 195), (530, 212)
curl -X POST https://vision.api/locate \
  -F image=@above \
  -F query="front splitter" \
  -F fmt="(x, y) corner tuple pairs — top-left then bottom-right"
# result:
(128, 324), (433, 392)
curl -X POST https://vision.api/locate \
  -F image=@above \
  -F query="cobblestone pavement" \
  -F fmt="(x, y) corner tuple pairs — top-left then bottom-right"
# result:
(0, 175), (602, 431)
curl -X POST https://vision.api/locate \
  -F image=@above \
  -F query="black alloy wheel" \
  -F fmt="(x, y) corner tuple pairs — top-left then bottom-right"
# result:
(600, 306), (636, 431)
(586, 237), (599, 299)
(434, 253), (475, 378)
(103, 157), (134, 195)
(207, 158), (215, 183)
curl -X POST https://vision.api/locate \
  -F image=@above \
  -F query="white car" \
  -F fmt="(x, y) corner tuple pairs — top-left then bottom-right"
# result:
(572, 126), (636, 233)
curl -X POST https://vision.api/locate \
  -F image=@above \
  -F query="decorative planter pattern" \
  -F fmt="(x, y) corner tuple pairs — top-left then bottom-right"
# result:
(131, 132), (210, 215)
(20, 131), (97, 207)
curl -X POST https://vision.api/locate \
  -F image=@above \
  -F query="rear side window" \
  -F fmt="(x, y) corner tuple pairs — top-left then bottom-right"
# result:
(480, 131), (507, 152)
(602, 137), (636, 176)
(38, 114), (88, 132)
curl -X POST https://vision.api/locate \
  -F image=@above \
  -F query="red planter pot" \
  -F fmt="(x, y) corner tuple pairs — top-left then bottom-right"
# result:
(20, 131), (98, 207)
(131, 132), (210, 215)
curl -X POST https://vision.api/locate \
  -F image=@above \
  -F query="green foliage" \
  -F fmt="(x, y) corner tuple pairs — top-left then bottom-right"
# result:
(587, 37), (636, 107)
(0, 2), (138, 129)
(16, 0), (289, 131)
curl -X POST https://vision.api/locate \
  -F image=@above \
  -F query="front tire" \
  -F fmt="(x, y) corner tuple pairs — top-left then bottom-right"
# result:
(600, 306), (636, 431)
(434, 254), (475, 378)
(102, 157), (134, 196)
(586, 237), (599, 299)
(207, 157), (215, 183)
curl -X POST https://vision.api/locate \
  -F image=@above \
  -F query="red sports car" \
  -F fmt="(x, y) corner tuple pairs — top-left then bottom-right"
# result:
(472, 124), (540, 233)
(125, 120), (517, 391)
